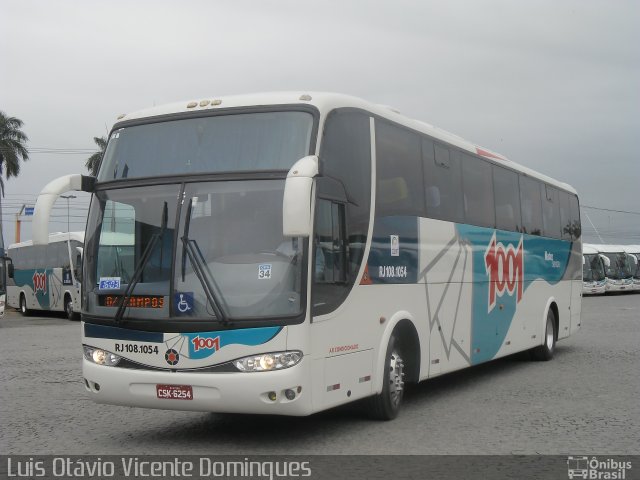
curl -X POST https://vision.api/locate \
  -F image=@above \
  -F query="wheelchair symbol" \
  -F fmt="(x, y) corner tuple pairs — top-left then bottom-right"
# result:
(177, 294), (191, 312)
(174, 292), (194, 315)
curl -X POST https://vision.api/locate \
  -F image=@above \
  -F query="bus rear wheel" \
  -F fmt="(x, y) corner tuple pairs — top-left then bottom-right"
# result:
(20, 294), (30, 316)
(531, 308), (556, 361)
(64, 296), (78, 321)
(366, 333), (405, 420)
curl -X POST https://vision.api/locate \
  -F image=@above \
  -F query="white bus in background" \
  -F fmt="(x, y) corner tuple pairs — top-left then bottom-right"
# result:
(7, 232), (84, 319)
(595, 244), (634, 293)
(32, 92), (582, 419)
(582, 244), (606, 295)
(622, 245), (640, 291)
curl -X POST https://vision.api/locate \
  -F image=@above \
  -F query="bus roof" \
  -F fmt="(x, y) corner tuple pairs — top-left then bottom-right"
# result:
(622, 245), (640, 254)
(583, 245), (601, 255)
(113, 92), (577, 195)
(8, 231), (84, 249)
(586, 244), (628, 254)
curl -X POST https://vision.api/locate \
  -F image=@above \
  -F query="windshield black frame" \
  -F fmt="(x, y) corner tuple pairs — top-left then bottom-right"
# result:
(83, 106), (318, 332)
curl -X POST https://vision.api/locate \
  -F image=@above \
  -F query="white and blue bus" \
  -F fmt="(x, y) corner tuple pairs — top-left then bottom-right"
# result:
(582, 244), (606, 295)
(32, 93), (582, 419)
(7, 232), (84, 319)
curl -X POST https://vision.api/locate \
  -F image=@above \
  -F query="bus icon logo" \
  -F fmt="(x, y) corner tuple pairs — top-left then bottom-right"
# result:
(567, 456), (589, 479)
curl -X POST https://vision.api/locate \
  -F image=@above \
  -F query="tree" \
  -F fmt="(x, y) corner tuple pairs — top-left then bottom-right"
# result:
(0, 111), (30, 197)
(85, 136), (107, 176)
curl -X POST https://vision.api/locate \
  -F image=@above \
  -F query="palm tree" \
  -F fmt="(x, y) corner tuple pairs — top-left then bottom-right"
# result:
(0, 111), (30, 197)
(85, 136), (107, 176)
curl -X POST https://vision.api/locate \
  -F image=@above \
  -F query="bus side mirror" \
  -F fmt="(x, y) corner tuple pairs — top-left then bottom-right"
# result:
(6, 261), (14, 279)
(32, 174), (96, 246)
(283, 155), (319, 237)
(599, 254), (610, 267)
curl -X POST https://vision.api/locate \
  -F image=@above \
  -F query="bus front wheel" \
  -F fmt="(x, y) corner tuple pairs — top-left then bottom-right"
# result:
(20, 294), (30, 317)
(366, 333), (405, 420)
(531, 308), (556, 361)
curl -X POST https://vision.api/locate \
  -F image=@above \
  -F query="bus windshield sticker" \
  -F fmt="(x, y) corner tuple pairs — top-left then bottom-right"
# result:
(99, 277), (121, 290)
(390, 235), (400, 256)
(174, 292), (194, 315)
(258, 264), (272, 280)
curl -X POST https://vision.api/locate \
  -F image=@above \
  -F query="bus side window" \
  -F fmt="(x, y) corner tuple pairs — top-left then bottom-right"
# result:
(314, 198), (347, 284)
(375, 121), (424, 218)
(60, 243), (71, 269)
(461, 153), (495, 229)
(519, 175), (543, 236)
(568, 194), (581, 240)
(312, 198), (349, 316)
(493, 165), (522, 232)
(423, 140), (463, 223)
(559, 191), (572, 241)
(542, 184), (561, 239)
(74, 253), (82, 282)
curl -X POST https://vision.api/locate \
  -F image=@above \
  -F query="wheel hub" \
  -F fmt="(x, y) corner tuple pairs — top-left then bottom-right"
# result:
(388, 350), (405, 407)
(546, 320), (554, 351)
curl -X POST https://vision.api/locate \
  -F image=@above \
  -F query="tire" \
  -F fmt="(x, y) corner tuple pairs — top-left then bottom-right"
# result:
(366, 333), (405, 420)
(531, 308), (556, 361)
(64, 296), (77, 321)
(20, 294), (30, 317)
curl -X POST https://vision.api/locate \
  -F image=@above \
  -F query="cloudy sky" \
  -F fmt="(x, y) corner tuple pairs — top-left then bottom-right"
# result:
(1, 0), (638, 245)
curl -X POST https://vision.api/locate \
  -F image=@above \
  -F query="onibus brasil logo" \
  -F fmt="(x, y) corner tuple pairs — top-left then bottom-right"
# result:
(484, 232), (524, 312)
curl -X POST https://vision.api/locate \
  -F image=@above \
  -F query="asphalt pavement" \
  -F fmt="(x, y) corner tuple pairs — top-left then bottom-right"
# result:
(0, 294), (638, 455)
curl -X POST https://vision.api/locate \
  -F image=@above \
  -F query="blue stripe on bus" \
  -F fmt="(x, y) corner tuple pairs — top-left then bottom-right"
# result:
(84, 324), (164, 343)
(455, 225), (573, 364)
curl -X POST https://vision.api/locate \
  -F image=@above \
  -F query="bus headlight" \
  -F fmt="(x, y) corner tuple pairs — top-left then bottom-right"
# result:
(233, 351), (302, 372)
(83, 346), (121, 367)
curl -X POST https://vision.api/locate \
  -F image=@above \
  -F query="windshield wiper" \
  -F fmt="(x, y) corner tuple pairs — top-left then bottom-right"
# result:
(180, 197), (228, 324)
(114, 202), (168, 324)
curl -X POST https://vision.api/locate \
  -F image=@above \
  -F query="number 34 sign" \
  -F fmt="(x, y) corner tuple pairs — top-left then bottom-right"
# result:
(258, 264), (272, 280)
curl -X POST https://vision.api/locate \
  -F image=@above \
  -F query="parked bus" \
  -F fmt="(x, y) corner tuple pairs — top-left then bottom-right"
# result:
(7, 232), (84, 319)
(32, 93), (582, 419)
(595, 244), (634, 293)
(622, 245), (640, 291)
(582, 244), (606, 295)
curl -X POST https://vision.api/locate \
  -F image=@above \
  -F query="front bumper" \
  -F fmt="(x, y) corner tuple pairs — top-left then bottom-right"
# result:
(83, 357), (313, 415)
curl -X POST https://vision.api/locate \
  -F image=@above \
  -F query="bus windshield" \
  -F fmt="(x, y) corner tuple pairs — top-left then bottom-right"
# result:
(602, 252), (632, 279)
(85, 180), (304, 322)
(583, 254), (605, 282)
(632, 253), (640, 279)
(98, 111), (314, 181)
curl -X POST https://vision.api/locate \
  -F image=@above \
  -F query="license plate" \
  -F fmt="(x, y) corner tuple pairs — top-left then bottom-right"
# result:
(156, 384), (193, 400)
